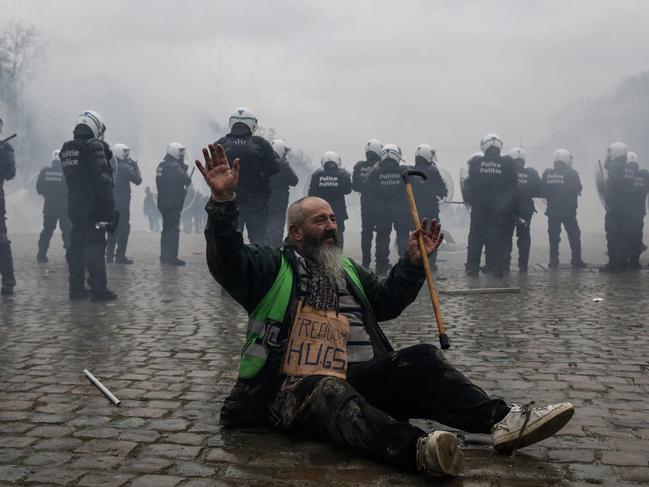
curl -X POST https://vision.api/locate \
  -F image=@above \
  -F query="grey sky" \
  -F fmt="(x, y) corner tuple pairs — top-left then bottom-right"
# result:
(5, 0), (649, 172)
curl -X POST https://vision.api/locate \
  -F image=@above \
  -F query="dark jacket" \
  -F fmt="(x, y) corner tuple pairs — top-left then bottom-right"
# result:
(204, 198), (426, 426)
(412, 160), (448, 218)
(367, 160), (411, 218)
(36, 159), (68, 211)
(112, 157), (142, 200)
(216, 132), (279, 203)
(268, 158), (298, 213)
(541, 162), (582, 216)
(629, 168), (649, 216)
(466, 149), (518, 214)
(514, 166), (541, 221)
(156, 155), (191, 212)
(603, 156), (629, 212)
(60, 125), (114, 222)
(308, 166), (352, 220)
(0, 141), (16, 218)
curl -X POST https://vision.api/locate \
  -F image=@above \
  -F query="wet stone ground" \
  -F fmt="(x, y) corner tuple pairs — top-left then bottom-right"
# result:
(1, 230), (648, 486)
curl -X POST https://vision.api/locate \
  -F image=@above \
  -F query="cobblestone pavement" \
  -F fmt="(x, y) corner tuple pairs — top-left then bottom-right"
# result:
(1, 230), (648, 486)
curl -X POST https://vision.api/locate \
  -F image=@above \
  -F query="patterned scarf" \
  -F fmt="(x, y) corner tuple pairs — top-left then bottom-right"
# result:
(293, 250), (339, 311)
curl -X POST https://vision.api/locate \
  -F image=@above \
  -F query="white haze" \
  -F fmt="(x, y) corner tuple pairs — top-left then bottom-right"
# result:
(2, 0), (649, 233)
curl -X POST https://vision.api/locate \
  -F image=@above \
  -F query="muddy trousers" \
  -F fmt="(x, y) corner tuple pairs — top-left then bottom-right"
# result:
(271, 344), (509, 472)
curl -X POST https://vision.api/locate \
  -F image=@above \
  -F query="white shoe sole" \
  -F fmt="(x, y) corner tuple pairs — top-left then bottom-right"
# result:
(494, 402), (574, 453)
(429, 431), (463, 476)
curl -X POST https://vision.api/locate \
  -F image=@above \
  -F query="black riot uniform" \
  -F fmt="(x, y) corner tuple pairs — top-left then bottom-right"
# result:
(266, 157), (298, 247)
(601, 154), (632, 271)
(0, 137), (16, 294)
(625, 163), (649, 269)
(308, 161), (352, 247)
(106, 155), (141, 263)
(215, 126), (279, 243)
(464, 148), (518, 277)
(505, 160), (541, 272)
(367, 159), (411, 275)
(36, 156), (71, 261)
(156, 154), (191, 265)
(352, 153), (380, 268)
(412, 156), (448, 271)
(60, 125), (117, 300)
(540, 160), (584, 268)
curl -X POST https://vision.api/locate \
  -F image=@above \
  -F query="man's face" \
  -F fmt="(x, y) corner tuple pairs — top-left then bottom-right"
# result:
(291, 199), (339, 255)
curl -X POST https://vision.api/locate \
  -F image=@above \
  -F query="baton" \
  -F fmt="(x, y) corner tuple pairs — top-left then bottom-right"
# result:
(83, 369), (121, 406)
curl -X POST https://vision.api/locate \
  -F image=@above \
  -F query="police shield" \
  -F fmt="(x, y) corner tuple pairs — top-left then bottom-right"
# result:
(438, 167), (454, 202)
(595, 160), (607, 209)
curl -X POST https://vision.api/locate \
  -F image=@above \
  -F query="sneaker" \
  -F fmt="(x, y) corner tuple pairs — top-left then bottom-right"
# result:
(571, 260), (588, 269)
(36, 254), (48, 263)
(69, 288), (90, 300)
(161, 257), (186, 266)
(115, 256), (134, 265)
(90, 289), (118, 301)
(416, 431), (462, 477)
(492, 402), (574, 454)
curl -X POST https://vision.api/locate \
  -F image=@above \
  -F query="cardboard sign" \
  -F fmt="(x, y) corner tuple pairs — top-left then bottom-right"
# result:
(281, 301), (350, 380)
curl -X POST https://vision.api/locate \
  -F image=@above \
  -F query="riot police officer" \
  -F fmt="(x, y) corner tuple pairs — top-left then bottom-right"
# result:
(106, 143), (142, 264)
(367, 144), (411, 275)
(0, 116), (16, 295)
(308, 151), (352, 246)
(36, 149), (71, 262)
(215, 107), (279, 243)
(266, 139), (298, 247)
(600, 142), (631, 272)
(625, 152), (648, 269)
(541, 149), (586, 270)
(60, 110), (117, 301)
(156, 142), (191, 266)
(464, 134), (518, 278)
(412, 144), (448, 271)
(352, 139), (382, 268)
(505, 147), (541, 273)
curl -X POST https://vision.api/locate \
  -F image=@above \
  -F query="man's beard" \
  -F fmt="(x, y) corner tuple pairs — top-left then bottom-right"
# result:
(303, 231), (343, 283)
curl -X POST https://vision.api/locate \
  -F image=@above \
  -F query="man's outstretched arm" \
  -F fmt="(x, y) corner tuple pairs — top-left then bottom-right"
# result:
(198, 144), (281, 313)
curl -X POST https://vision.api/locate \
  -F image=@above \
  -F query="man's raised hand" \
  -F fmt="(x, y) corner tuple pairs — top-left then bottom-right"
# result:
(195, 144), (240, 201)
(407, 218), (444, 266)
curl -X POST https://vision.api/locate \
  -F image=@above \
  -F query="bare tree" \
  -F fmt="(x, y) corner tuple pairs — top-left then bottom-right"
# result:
(0, 20), (44, 114)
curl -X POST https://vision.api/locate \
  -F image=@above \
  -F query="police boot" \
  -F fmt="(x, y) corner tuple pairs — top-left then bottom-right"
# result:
(628, 258), (641, 270)
(599, 259), (621, 273)
(548, 257), (559, 270)
(465, 263), (479, 277)
(90, 288), (118, 301)
(115, 255), (134, 265)
(1, 284), (14, 295)
(36, 253), (48, 263)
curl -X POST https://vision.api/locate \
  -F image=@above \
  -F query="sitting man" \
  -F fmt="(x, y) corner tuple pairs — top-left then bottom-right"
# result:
(197, 144), (574, 478)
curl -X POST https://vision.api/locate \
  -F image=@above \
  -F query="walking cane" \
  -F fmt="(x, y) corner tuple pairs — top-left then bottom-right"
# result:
(401, 169), (450, 349)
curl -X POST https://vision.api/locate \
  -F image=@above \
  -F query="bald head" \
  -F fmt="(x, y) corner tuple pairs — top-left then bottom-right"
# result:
(286, 196), (338, 252)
